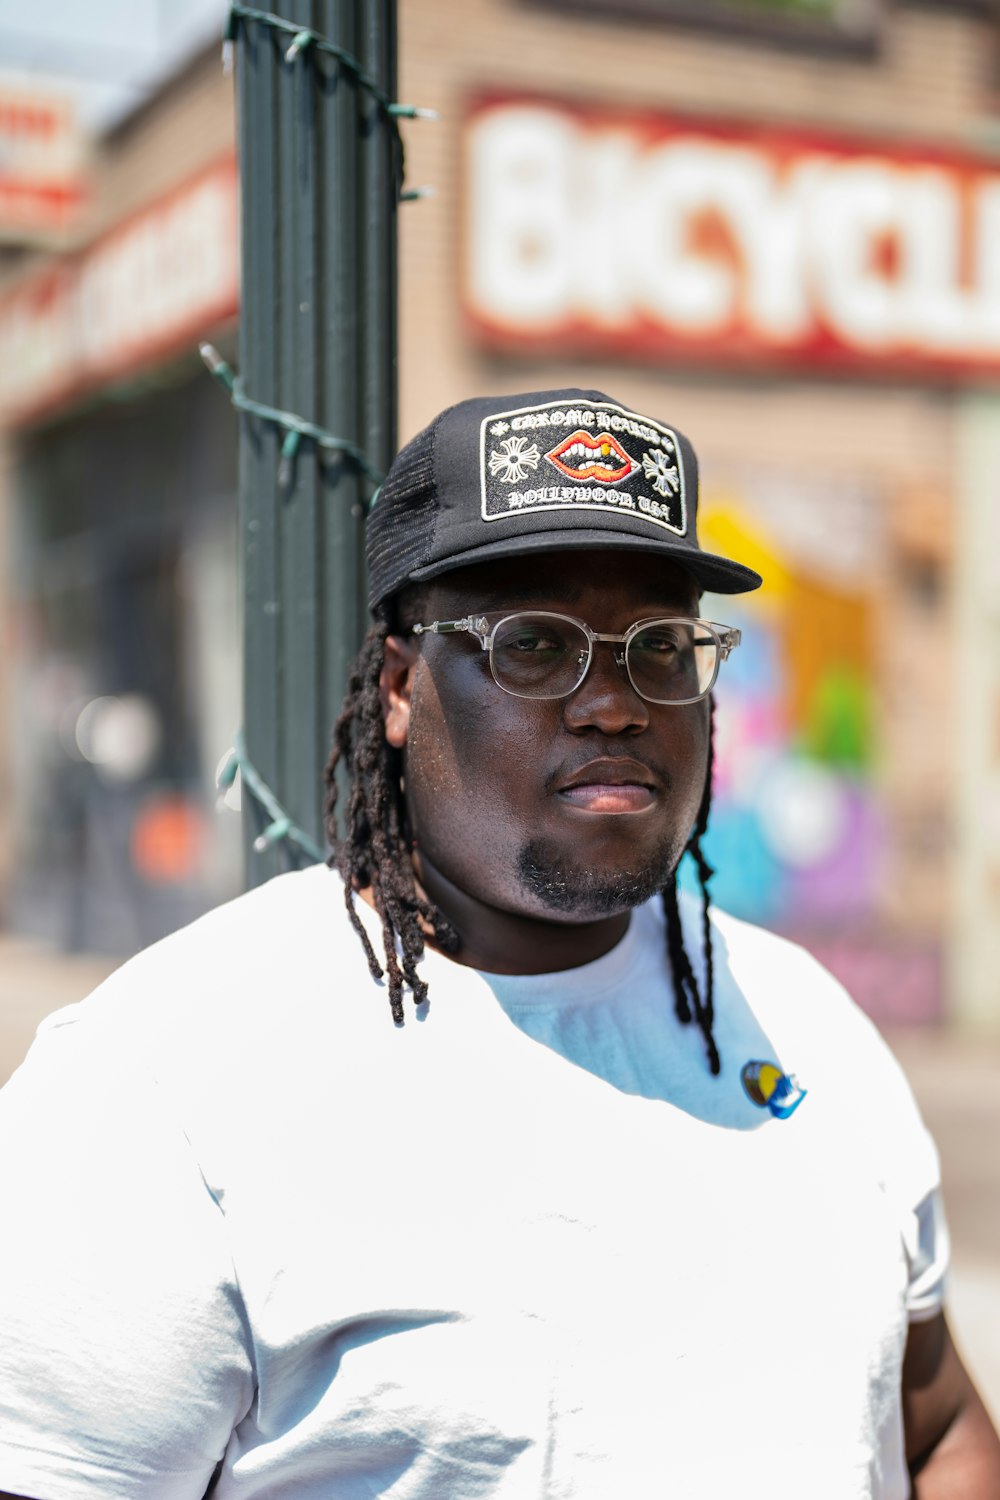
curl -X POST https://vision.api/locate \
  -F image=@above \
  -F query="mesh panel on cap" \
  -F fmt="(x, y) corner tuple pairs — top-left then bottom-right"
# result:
(366, 413), (442, 608)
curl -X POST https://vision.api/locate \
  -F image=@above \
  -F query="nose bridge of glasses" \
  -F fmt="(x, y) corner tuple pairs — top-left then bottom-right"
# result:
(584, 629), (627, 666)
(531, 621), (642, 696)
(576, 631), (639, 696)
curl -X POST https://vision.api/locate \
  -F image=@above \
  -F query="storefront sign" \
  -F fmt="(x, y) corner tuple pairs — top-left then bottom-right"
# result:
(464, 97), (1000, 378)
(0, 156), (238, 423)
(0, 85), (85, 242)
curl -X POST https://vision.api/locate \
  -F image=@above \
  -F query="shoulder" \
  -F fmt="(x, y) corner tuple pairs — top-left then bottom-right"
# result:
(12, 863), (378, 1101)
(637, 888), (889, 1077)
(634, 888), (865, 1035)
(2, 864), (405, 1197)
(52, 862), (351, 1024)
(693, 896), (939, 1201)
(689, 894), (882, 1053)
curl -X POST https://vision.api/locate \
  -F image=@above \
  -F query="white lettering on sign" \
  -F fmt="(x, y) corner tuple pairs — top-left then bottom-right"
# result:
(464, 101), (1000, 374)
(0, 84), (85, 241)
(0, 157), (238, 423)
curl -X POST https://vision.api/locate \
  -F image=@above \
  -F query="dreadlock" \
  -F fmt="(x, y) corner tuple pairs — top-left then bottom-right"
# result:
(323, 605), (458, 1024)
(324, 615), (721, 1074)
(663, 699), (720, 1075)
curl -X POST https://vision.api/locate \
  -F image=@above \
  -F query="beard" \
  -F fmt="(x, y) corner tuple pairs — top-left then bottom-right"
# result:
(516, 837), (680, 918)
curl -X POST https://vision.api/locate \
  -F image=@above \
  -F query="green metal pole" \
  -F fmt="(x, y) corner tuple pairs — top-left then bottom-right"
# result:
(234, 0), (398, 882)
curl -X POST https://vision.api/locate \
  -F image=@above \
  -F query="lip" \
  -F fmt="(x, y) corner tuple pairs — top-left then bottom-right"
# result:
(554, 757), (660, 814)
(545, 429), (638, 484)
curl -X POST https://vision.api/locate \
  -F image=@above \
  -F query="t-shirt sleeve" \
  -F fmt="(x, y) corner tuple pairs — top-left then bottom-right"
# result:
(903, 1185), (949, 1324)
(0, 1011), (256, 1499)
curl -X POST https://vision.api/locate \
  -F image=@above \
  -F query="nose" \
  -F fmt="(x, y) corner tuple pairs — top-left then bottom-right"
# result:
(561, 641), (650, 735)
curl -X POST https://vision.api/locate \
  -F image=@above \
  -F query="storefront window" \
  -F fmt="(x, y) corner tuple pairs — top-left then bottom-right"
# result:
(6, 357), (242, 956)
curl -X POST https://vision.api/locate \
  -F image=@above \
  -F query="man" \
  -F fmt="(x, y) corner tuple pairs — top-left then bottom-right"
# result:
(0, 388), (997, 1498)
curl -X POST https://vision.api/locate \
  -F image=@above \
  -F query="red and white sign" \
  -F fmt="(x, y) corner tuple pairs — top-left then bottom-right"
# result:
(0, 155), (238, 424)
(464, 96), (1000, 379)
(0, 85), (85, 241)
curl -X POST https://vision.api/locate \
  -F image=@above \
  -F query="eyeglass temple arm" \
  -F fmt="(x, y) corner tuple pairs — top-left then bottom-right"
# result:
(412, 617), (490, 643)
(690, 627), (741, 658)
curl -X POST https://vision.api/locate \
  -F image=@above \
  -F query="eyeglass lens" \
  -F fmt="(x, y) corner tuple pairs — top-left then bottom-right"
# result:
(488, 614), (718, 702)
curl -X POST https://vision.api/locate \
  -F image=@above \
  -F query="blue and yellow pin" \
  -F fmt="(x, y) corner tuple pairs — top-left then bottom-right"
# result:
(741, 1060), (807, 1119)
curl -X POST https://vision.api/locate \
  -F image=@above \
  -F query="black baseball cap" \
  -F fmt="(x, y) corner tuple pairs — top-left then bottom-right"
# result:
(366, 388), (763, 608)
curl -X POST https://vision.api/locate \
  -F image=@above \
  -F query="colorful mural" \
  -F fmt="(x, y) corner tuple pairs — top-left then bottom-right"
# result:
(679, 483), (943, 1025)
(684, 487), (881, 929)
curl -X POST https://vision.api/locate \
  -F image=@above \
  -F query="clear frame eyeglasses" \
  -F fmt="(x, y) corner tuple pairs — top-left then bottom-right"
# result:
(412, 611), (741, 706)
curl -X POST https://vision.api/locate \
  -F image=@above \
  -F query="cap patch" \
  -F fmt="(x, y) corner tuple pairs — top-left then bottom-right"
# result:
(481, 400), (687, 537)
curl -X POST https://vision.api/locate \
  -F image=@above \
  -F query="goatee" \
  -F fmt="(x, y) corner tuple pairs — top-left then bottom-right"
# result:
(516, 838), (679, 917)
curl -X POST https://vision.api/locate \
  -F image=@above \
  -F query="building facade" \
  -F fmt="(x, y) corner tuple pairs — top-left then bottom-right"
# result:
(0, 50), (241, 953)
(0, 0), (998, 1032)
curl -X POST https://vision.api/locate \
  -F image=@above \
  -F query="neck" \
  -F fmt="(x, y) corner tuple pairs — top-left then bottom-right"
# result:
(408, 851), (632, 975)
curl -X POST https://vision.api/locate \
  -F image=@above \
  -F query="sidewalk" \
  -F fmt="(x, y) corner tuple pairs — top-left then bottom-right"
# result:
(1, 939), (998, 1424)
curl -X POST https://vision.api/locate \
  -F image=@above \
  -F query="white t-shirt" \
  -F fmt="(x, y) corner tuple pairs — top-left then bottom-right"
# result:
(0, 865), (946, 1499)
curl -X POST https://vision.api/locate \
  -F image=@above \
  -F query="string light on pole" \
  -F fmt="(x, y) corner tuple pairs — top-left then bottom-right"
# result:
(217, 732), (327, 863)
(223, 5), (439, 125)
(199, 344), (385, 499)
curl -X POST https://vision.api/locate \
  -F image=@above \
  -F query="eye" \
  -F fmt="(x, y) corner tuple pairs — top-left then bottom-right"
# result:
(633, 625), (685, 656)
(499, 627), (565, 656)
(493, 615), (578, 660)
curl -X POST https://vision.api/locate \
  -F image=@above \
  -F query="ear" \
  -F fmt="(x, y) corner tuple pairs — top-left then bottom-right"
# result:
(380, 634), (419, 749)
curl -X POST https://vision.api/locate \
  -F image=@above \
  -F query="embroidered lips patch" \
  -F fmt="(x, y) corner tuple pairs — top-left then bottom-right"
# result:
(545, 430), (638, 484)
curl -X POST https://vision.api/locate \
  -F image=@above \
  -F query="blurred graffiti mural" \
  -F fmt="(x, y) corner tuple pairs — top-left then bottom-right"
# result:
(686, 477), (942, 1024)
